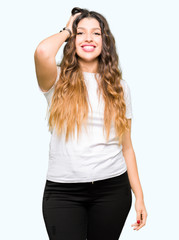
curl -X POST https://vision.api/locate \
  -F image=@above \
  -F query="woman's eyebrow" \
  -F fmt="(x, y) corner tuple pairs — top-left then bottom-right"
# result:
(77, 27), (101, 30)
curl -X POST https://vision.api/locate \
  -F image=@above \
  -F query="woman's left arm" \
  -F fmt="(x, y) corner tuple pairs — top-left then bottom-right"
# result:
(122, 119), (148, 231)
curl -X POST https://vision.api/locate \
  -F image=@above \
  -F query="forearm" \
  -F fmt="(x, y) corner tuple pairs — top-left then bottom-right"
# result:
(35, 30), (70, 58)
(123, 148), (144, 200)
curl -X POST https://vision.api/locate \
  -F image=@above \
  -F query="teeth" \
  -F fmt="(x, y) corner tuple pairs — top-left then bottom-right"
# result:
(82, 46), (95, 50)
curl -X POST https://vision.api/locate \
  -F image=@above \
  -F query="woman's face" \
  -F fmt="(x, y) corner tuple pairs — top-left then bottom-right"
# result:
(75, 17), (102, 63)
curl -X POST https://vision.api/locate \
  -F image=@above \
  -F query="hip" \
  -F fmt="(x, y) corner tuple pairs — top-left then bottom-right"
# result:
(42, 171), (132, 203)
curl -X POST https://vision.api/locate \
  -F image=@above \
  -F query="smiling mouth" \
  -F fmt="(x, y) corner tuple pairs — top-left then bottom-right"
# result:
(81, 45), (96, 52)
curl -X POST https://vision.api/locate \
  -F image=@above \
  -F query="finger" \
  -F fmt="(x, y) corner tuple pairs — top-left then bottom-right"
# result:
(141, 211), (148, 226)
(132, 211), (142, 230)
(134, 222), (145, 231)
(131, 223), (138, 227)
(131, 219), (141, 227)
(72, 12), (81, 18)
(131, 222), (140, 230)
(136, 211), (142, 226)
(131, 223), (138, 226)
(132, 223), (141, 230)
(131, 221), (139, 226)
(134, 211), (147, 230)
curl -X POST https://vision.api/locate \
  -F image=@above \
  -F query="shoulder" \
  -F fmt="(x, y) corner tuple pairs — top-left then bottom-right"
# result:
(120, 79), (129, 87)
(120, 79), (131, 95)
(57, 65), (61, 77)
(120, 79), (133, 118)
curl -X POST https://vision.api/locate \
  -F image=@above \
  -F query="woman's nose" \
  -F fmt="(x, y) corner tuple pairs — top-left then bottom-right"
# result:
(84, 33), (93, 41)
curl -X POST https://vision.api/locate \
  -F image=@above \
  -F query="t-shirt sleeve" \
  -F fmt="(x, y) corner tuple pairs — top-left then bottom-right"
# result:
(120, 79), (133, 119)
(38, 66), (61, 106)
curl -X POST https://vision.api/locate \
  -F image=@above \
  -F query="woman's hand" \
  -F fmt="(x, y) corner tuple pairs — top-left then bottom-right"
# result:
(131, 198), (148, 231)
(66, 12), (81, 34)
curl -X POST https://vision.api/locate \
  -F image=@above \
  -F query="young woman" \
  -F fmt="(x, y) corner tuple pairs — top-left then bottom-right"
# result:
(34, 7), (147, 240)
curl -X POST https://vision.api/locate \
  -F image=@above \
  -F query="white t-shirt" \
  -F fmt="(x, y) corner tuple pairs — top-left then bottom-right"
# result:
(39, 66), (133, 183)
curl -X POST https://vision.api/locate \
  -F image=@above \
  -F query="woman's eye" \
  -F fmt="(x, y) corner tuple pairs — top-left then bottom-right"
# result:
(76, 32), (101, 36)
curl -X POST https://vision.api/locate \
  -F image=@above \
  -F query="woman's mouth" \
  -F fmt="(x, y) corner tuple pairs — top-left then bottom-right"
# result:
(81, 45), (96, 52)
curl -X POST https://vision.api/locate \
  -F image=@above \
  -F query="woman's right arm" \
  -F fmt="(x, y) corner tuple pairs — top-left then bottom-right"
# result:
(34, 12), (81, 92)
(34, 30), (70, 92)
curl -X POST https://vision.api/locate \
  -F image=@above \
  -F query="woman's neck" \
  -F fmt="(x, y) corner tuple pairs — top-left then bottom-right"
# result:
(78, 59), (98, 73)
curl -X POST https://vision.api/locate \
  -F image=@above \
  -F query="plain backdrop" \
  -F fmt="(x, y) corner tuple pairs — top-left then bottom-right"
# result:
(0, 0), (179, 239)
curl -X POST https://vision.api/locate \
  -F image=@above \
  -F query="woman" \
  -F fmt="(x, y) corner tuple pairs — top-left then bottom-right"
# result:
(34, 7), (147, 240)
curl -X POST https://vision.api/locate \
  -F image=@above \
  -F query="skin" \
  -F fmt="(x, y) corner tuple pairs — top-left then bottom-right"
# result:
(35, 12), (148, 231)
(122, 119), (148, 230)
(75, 18), (102, 73)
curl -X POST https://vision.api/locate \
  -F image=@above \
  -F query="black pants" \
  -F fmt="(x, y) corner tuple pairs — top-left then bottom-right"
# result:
(42, 171), (132, 240)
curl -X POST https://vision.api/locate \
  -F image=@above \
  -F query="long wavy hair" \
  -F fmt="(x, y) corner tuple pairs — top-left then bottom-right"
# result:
(48, 7), (129, 144)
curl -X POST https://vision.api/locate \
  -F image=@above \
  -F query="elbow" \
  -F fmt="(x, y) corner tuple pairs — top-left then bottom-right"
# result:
(122, 144), (134, 155)
(34, 44), (50, 60)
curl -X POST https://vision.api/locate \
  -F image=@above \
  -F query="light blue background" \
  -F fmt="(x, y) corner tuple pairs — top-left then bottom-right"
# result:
(0, 0), (179, 239)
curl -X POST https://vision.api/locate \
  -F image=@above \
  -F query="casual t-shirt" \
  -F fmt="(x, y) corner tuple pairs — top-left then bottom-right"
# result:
(38, 66), (133, 183)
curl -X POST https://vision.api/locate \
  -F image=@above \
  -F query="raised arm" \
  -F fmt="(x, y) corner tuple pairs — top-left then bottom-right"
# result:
(34, 12), (81, 92)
